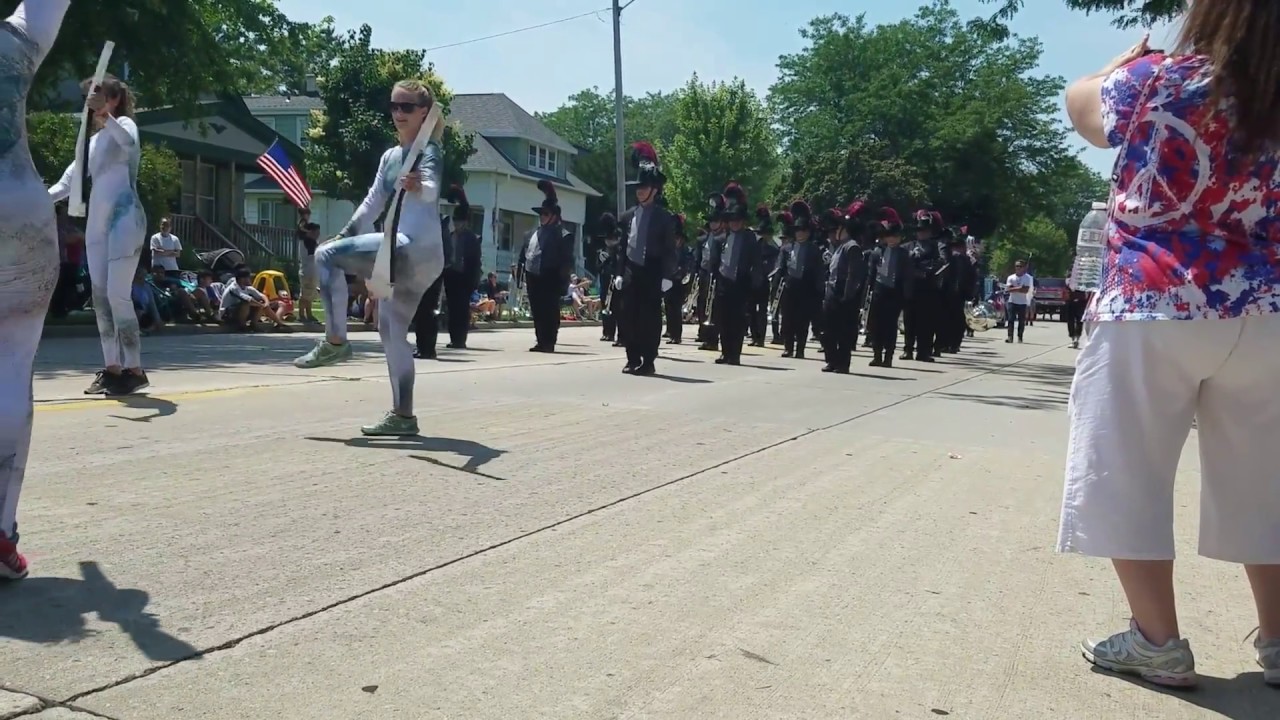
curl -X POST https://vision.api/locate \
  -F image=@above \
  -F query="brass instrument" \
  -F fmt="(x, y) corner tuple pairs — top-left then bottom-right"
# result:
(682, 273), (700, 323)
(768, 274), (786, 330)
(964, 300), (998, 332)
(702, 272), (718, 330)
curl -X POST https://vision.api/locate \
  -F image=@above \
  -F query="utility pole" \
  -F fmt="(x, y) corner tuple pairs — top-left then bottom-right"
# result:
(612, 0), (630, 216)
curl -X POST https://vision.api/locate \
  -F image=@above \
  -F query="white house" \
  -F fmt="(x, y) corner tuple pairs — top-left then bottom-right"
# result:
(240, 92), (601, 281)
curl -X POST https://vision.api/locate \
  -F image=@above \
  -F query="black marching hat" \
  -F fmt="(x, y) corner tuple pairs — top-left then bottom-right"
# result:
(722, 182), (748, 221)
(754, 204), (774, 235)
(595, 212), (620, 239)
(789, 200), (813, 231)
(841, 200), (869, 235)
(443, 184), (470, 222)
(877, 207), (904, 237)
(627, 141), (665, 188)
(706, 192), (727, 222)
(534, 179), (559, 216)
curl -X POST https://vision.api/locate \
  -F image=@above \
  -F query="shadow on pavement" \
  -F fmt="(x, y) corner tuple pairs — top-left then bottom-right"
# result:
(647, 374), (713, 385)
(306, 435), (505, 473)
(107, 395), (180, 422)
(0, 561), (199, 663)
(1091, 667), (1280, 719)
(935, 390), (1068, 412)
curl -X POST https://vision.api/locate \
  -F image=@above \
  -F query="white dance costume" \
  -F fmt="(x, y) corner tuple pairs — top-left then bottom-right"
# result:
(0, 0), (71, 545)
(49, 96), (147, 370)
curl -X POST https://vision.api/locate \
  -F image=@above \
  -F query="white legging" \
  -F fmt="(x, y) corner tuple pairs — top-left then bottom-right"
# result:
(86, 237), (144, 369)
(315, 232), (443, 417)
(0, 310), (43, 540)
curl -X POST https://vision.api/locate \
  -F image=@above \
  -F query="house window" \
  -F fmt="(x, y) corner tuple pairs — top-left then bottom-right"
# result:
(498, 210), (514, 252)
(274, 116), (298, 144)
(527, 143), (558, 174)
(257, 199), (273, 225)
(180, 160), (196, 215)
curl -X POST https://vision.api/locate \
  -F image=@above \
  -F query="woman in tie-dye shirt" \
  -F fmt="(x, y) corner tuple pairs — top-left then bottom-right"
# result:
(1059, 0), (1280, 691)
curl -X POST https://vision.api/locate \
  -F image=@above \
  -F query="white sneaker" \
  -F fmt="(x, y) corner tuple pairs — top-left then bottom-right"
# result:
(1081, 620), (1197, 687)
(1256, 636), (1280, 686)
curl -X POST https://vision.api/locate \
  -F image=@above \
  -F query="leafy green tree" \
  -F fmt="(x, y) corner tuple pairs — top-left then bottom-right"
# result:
(26, 111), (180, 232)
(988, 215), (1074, 278)
(768, 2), (1071, 237)
(984, 0), (1184, 28)
(662, 76), (777, 223)
(4, 0), (322, 115)
(304, 24), (475, 205)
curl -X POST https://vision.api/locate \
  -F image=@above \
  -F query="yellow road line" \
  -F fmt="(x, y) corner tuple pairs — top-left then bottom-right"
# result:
(34, 384), (282, 412)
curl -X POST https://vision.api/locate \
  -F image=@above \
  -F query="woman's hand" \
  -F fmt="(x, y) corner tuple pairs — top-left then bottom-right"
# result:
(86, 88), (107, 113)
(1100, 32), (1151, 76)
(403, 171), (422, 192)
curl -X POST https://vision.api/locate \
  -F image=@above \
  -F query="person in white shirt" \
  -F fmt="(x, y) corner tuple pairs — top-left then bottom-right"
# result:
(1005, 259), (1033, 343)
(219, 269), (289, 330)
(149, 217), (182, 274)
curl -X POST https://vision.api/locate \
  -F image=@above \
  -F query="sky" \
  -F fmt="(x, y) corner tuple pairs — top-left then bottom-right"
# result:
(275, 0), (1177, 177)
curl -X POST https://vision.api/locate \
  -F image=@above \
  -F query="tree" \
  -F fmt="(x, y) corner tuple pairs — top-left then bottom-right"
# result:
(987, 214), (1073, 278)
(984, 0), (1184, 29)
(768, 2), (1073, 237)
(662, 76), (778, 223)
(4, 0), (321, 115)
(304, 24), (476, 205)
(26, 111), (181, 232)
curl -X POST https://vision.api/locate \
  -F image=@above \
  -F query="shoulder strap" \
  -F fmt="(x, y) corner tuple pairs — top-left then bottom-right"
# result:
(1108, 61), (1163, 212)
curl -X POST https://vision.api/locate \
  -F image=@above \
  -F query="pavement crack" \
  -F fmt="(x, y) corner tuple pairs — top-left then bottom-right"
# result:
(61, 344), (1061, 706)
(1, 684), (122, 720)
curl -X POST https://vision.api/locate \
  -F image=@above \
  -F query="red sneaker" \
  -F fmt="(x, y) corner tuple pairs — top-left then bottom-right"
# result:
(0, 535), (28, 580)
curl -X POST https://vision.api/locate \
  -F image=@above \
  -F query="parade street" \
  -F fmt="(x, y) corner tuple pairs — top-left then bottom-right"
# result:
(0, 325), (1274, 720)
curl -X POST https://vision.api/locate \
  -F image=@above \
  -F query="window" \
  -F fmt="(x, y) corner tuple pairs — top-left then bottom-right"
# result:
(257, 199), (273, 225)
(498, 210), (514, 251)
(180, 160), (196, 215)
(274, 116), (298, 144)
(527, 143), (559, 174)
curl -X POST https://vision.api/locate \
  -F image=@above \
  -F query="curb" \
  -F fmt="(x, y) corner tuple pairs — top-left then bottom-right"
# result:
(40, 318), (603, 340)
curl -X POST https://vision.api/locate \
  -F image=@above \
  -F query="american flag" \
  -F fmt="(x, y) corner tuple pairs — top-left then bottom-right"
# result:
(256, 138), (312, 209)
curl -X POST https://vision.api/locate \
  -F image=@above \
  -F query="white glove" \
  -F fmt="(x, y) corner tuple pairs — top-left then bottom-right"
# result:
(661, 279), (673, 293)
(613, 276), (623, 291)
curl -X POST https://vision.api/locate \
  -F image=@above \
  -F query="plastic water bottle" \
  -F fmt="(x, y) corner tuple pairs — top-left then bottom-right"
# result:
(1070, 201), (1107, 292)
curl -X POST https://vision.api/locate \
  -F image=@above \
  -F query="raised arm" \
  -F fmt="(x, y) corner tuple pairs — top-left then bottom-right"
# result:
(47, 160), (74, 202)
(6, 0), (71, 65)
(99, 114), (138, 150)
(405, 141), (442, 205)
(339, 150), (393, 237)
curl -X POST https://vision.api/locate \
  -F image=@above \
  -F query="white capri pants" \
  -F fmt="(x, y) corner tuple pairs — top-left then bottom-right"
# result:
(1058, 316), (1280, 564)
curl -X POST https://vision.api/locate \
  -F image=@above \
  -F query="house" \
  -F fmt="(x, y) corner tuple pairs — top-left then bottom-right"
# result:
(238, 92), (601, 280)
(132, 94), (308, 262)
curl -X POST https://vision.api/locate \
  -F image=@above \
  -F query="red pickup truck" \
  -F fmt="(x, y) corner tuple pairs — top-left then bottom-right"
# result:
(1034, 278), (1068, 320)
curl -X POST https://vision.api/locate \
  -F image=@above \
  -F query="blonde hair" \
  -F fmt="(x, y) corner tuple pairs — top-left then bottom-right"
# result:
(81, 74), (134, 118)
(392, 80), (434, 111)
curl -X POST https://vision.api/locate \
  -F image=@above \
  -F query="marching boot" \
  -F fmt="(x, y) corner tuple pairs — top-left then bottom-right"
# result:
(795, 348), (805, 360)
(869, 352), (883, 367)
(899, 350), (913, 361)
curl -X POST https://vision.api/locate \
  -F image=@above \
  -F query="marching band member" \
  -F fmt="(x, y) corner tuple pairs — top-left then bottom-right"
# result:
(664, 214), (693, 345)
(412, 215), (452, 359)
(441, 185), (482, 349)
(938, 229), (977, 354)
(822, 201), (871, 373)
(710, 183), (759, 365)
(596, 214), (623, 343)
(868, 208), (912, 368)
(698, 194), (728, 352)
(618, 142), (678, 375)
(770, 210), (794, 345)
(900, 209), (946, 362)
(811, 207), (842, 348)
(776, 200), (824, 359)
(294, 79), (446, 437)
(517, 180), (576, 353)
(1, 0), (72, 580)
(749, 205), (780, 347)
(48, 74), (149, 396)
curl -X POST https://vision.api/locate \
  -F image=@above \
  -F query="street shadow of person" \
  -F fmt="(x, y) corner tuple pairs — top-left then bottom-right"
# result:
(0, 561), (199, 663)
(1091, 668), (1280, 719)
(647, 373), (712, 384)
(306, 435), (504, 473)
(108, 395), (179, 423)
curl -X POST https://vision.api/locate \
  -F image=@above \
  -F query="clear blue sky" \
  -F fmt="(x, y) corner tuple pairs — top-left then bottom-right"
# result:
(276, 0), (1176, 177)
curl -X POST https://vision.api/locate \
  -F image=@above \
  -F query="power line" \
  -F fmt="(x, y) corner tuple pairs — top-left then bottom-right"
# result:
(425, 8), (610, 52)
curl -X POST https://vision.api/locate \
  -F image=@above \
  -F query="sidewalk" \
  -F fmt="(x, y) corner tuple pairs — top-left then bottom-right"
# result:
(41, 315), (602, 339)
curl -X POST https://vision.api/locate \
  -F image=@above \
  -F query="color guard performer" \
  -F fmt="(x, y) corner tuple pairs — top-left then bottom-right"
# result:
(868, 208), (911, 368)
(709, 183), (759, 365)
(776, 200), (824, 359)
(618, 142), (678, 375)
(821, 200), (871, 373)
(517, 180), (575, 353)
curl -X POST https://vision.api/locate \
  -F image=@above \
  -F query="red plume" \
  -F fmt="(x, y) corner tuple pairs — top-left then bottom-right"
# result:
(755, 203), (772, 223)
(930, 210), (944, 227)
(631, 141), (658, 166)
(776, 211), (794, 226)
(844, 200), (866, 219)
(879, 207), (902, 226)
(537, 179), (557, 202)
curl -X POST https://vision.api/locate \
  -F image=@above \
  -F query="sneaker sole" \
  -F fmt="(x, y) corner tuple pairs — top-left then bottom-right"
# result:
(360, 428), (419, 437)
(1263, 667), (1280, 686)
(106, 382), (149, 396)
(1082, 649), (1198, 688)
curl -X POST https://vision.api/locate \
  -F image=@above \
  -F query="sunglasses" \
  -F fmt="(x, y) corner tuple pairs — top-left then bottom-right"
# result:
(389, 101), (424, 115)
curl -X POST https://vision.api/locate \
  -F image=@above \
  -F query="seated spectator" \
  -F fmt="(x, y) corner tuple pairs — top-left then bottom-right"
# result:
(219, 268), (290, 332)
(481, 271), (508, 320)
(132, 267), (163, 333)
(148, 264), (206, 323)
(472, 288), (496, 320)
(196, 270), (223, 308)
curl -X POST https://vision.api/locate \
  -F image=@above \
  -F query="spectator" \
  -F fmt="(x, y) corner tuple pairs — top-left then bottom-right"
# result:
(481, 271), (508, 320)
(1060, 2), (1280, 689)
(296, 209), (320, 324)
(149, 217), (182, 277)
(219, 268), (290, 331)
(131, 267), (163, 333)
(51, 202), (87, 317)
(148, 264), (205, 323)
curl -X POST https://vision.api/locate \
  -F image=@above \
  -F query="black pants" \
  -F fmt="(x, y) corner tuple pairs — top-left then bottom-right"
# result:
(622, 262), (664, 367)
(601, 280), (619, 340)
(869, 287), (904, 359)
(747, 285), (770, 344)
(664, 281), (687, 343)
(413, 275), (444, 354)
(526, 273), (562, 349)
(1007, 303), (1028, 340)
(902, 286), (939, 357)
(442, 269), (472, 347)
(780, 286), (817, 354)
(1066, 294), (1087, 340)
(938, 295), (966, 352)
(695, 270), (714, 344)
(715, 281), (749, 362)
(822, 298), (859, 371)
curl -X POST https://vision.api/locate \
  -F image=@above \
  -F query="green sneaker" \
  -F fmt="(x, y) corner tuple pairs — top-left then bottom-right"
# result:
(1081, 620), (1197, 687)
(1256, 636), (1280, 686)
(361, 411), (419, 437)
(294, 340), (353, 369)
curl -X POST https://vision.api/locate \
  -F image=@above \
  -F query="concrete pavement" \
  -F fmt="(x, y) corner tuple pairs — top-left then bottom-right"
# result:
(0, 324), (1275, 719)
